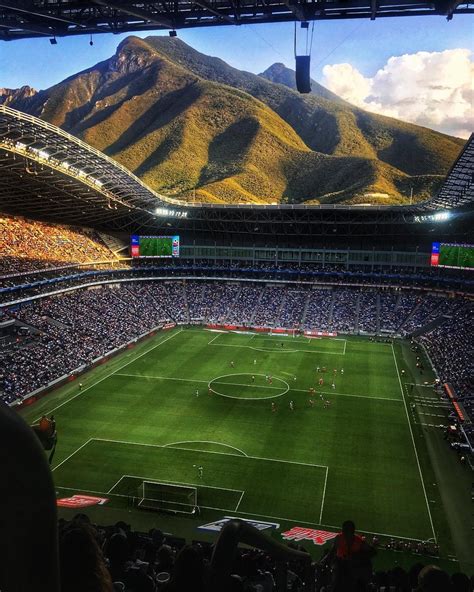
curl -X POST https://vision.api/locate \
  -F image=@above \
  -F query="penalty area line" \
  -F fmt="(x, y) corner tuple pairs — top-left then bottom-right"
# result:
(92, 437), (329, 469)
(52, 438), (93, 472)
(319, 467), (329, 525)
(235, 491), (246, 511)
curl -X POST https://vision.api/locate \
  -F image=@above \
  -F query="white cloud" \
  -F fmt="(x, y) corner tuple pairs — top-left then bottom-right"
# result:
(322, 49), (474, 138)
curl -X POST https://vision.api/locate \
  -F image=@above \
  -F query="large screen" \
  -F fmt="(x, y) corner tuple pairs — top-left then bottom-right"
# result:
(131, 235), (180, 258)
(431, 242), (474, 270)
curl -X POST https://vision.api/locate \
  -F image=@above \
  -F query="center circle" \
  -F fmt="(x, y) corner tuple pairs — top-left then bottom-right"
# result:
(208, 373), (289, 400)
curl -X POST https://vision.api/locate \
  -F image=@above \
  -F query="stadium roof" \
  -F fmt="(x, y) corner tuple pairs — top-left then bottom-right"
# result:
(0, 104), (186, 230)
(423, 134), (474, 211)
(0, 0), (472, 41)
(0, 105), (472, 238)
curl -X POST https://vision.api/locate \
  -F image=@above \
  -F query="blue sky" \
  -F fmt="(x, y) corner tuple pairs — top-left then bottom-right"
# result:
(0, 16), (472, 137)
(0, 16), (471, 89)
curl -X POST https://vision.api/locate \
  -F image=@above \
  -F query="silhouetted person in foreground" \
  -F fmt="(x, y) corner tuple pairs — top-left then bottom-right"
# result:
(163, 545), (207, 592)
(59, 522), (113, 592)
(322, 520), (375, 592)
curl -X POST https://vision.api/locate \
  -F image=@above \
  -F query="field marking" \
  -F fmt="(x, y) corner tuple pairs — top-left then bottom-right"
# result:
(88, 437), (329, 470)
(210, 373), (289, 400)
(117, 373), (205, 383)
(290, 387), (401, 402)
(52, 438), (93, 472)
(319, 467), (329, 524)
(162, 440), (248, 457)
(112, 473), (244, 494)
(116, 373), (400, 402)
(107, 474), (127, 494)
(34, 328), (184, 422)
(208, 334), (345, 355)
(207, 333), (223, 345)
(391, 343), (436, 543)
(235, 491), (246, 511)
(118, 373), (284, 389)
(343, 340), (347, 355)
(52, 483), (433, 543)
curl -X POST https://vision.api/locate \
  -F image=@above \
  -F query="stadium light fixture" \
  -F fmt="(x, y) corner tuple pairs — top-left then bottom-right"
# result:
(413, 211), (451, 223)
(433, 211), (451, 222)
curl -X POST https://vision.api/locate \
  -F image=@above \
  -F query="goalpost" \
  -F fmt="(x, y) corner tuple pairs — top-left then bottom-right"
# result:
(137, 481), (198, 515)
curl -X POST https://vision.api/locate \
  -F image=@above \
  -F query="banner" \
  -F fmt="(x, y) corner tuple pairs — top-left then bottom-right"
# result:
(304, 330), (338, 338)
(57, 494), (109, 508)
(198, 516), (280, 533)
(281, 526), (337, 546)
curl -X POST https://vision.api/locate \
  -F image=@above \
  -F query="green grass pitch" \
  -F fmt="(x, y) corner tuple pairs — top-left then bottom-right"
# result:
(26, 328), (438, 541)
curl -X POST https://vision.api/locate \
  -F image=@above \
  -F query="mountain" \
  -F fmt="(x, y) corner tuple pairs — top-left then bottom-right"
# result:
(259, 62), (346, 104)
(4, 36), (464, 205)
(0, 85), (37, 107)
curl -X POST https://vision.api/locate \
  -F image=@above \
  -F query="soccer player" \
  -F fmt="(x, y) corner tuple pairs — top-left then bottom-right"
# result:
(208, 386), (213, 395)
(79, 382), (83, 391)
(309, 387), (315, 396)
(271, 402), (277, 413)
(195, 389), (199, 397)
(340, 368), (344, 375)
(333, 368), (337, 375)
(230, 361), (235, 368)
(293, 376), (297, 382)
(268, 375), (273, 385)
(251, 375), (255, 383)
(309, 399), (315, 407)
(289, 400), (295, 411)
(332, 382), (336, 389)
(316, 366), (320, 373)
(319, 377), (324, 386)
(254, 359), (257, 365)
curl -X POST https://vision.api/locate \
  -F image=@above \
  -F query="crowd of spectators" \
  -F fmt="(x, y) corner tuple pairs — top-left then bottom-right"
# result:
(252, 287), (285, 327)
(358, 291), (378, 333)
(0, 282), (471, 406)
(51, 514), (472, 592)
(278, 289), (308, 328)
(2, 255), (473, 305)
(419, 302), (473, 426)
(0, 215), (116, 275)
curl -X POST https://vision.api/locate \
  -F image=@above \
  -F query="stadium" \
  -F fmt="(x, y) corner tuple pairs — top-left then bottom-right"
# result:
(0, 4), (473, 592)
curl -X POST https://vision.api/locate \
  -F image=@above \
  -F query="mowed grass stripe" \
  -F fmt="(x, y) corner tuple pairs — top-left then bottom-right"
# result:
(115, 373), (401, 401)
(53, 438), (327, 525)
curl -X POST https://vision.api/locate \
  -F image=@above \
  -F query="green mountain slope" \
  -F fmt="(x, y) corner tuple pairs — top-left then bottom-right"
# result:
(5, 36), (464, 205)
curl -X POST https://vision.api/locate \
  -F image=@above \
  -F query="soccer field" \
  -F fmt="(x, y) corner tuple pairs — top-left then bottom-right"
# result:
(25, 328), (440, 541)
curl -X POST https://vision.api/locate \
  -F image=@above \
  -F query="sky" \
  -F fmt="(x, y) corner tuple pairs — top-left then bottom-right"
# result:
(0, 16), (472, 137)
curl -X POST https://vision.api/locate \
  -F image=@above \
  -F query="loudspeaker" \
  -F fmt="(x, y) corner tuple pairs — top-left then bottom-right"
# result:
(295, 55), (311, 94)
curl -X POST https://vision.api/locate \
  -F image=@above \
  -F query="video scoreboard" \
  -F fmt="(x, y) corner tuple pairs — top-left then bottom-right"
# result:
(431, 242), (474, 270)
(131, 235), (180, 258)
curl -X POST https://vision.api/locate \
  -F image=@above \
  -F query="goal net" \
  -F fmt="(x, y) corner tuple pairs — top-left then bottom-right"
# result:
(137, 481), (198, 514)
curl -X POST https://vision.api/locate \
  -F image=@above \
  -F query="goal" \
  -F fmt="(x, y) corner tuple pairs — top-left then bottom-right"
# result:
(137, 481), (198, 515)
